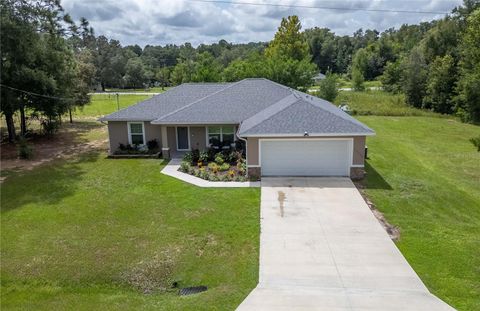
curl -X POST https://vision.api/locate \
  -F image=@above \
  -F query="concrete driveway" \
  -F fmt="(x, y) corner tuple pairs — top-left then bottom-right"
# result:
(237, 177), (454, 310)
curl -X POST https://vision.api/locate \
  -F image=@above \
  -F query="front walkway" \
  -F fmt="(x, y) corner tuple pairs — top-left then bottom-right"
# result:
(237, 177), (454, 310)
(161, 158), (260, 188)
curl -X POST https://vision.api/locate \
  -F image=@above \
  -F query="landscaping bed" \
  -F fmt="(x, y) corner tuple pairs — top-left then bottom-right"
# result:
(178, 149), (248, 182)
(108, 152), (160, 159)
(112, 139), (160, 157)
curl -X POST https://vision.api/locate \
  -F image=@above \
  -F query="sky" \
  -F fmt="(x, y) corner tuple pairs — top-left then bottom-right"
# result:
(61, 0), (463, 47)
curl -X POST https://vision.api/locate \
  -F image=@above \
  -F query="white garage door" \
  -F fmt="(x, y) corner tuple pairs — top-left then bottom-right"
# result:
(260, 139), (352, 176)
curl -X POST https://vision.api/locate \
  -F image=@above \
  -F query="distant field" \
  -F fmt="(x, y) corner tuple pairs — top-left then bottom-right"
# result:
(73, 94), (151, 118)
(104, 87), (170, 93)
(334, 91), (441, 117)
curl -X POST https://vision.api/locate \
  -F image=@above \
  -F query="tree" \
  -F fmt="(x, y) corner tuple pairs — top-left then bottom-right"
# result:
(456, 8), (480, 122)
(317, 72), (338, 102)
(156, 67), (171, 89)
(222, 52), (268, 82)
(265, 16), (310, 61)
(192, 52), (222, 82)
(381, 59), (404, 93)
(123, 57), (152, 88)
(264, 16), (316, 89)
(423, 54), (457, 113)
(351, 49), (367, 91)
(351, 67), (365, 91)
(0, 0), (94, 141)
(402, 47), (428, 108)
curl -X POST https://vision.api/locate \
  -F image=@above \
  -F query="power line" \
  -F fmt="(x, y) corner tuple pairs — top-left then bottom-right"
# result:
(187, 0), (451, 15)
(0, 84), (78, 102)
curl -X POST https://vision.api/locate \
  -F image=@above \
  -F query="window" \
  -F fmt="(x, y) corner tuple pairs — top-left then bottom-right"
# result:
(128, 122), (144, 145)
(207, 126), (235, 146)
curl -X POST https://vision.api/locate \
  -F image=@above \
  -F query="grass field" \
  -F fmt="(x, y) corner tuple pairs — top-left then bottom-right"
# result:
(335, 91), (441, 117)
(73, 94), (151, 118)
(1, 156), (260, 310)
(359, 116), (480, 310)
(105, 87), (170, 93)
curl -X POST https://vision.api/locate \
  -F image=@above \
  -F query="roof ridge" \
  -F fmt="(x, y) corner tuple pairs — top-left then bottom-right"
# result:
(151, 80), (244, 124)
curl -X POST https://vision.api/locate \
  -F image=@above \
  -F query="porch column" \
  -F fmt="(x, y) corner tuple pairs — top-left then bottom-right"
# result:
(161, 126), (170, 159)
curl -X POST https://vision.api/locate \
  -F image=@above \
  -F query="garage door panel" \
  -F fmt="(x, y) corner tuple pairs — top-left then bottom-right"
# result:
(261, 140), (351, 176)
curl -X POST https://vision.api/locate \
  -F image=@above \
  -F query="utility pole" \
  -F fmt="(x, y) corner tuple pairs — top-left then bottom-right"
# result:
(116, 93), (119, 111)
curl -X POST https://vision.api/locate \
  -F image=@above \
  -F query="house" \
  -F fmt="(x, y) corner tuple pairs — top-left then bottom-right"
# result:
(313, 72), (326, 84)
(100, 78), (374, 179)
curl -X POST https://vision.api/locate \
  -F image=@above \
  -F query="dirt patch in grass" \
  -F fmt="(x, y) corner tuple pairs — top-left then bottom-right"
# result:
(1, 121), (107, 177)
(354, 180), (401, 241)
(122, 249), (180, 294)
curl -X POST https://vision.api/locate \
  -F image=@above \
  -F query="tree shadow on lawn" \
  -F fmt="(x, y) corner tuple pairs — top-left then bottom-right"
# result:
(363, 161), (393, 190)
(0, 151), (101, 213)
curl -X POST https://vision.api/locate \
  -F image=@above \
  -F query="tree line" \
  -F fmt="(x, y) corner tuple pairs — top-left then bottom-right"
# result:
(1, 1), (479, 144)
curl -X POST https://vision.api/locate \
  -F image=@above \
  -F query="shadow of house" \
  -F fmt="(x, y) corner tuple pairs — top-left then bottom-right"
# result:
(363, 161), (393, 190)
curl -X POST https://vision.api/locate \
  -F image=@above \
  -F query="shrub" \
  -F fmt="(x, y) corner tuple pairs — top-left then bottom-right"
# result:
(317, 72), (338, 102)
(179, 161), (191, 173)
(199, 167), (209, 179)
(18, 137), (33, 159)
(470, 136), (480, 151)
(208, 162), (219, 174)
(183, 151), (193, 164)
(191, 149), (200, 163)
(215, 153), (224, 165)
(208, 173), (219, 181)
(237, 161), (246, 175)
(41, 118), (61, 136)
(146, 139), (159, 152)
(222, 151), (236, 163)
(199, 151), (209, 162)
(219, 163), (230, 171)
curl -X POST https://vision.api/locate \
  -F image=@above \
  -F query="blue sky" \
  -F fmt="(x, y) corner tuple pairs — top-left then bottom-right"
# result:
(62, 0), (463, 46)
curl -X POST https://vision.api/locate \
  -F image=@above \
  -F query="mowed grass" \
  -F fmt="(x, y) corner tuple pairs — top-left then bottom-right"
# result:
(73, 94), (151, 118)
(1, 155), (260, 310)
(359, 116), (480, 310)
(336, 91), (441, 117)
(105, 87), (170, 93)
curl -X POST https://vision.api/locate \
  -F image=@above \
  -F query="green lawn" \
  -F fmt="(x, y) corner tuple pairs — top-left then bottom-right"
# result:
(105, 87), (170, 93)
(359, 116), (480, 310)
(74, 94), (151, 118)
(1, 155), (260, 310)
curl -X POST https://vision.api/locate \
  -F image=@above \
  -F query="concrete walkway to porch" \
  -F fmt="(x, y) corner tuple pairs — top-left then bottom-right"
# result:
(161, 158), (261, 188)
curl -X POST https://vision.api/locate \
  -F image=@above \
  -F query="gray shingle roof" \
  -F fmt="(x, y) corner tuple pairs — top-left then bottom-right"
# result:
(151, 78), (292, 124)
(99, 83), (231, 121)
(238, 92), (374, 136)
(100, 78), (374, 136)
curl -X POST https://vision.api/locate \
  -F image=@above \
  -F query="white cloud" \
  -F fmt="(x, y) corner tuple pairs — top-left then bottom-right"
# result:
(61, 0), (462, 46)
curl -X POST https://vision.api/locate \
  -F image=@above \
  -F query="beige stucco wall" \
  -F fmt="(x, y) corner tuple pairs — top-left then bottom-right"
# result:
(190, 126), (207, 150)
(107, 121), (128, 153)
(246, 136), (367, 166)
(145, 122), (162, 145)
(107, 121), (162, 153)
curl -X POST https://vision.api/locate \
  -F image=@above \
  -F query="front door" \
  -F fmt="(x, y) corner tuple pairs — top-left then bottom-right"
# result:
(176, 127), (190, 151)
